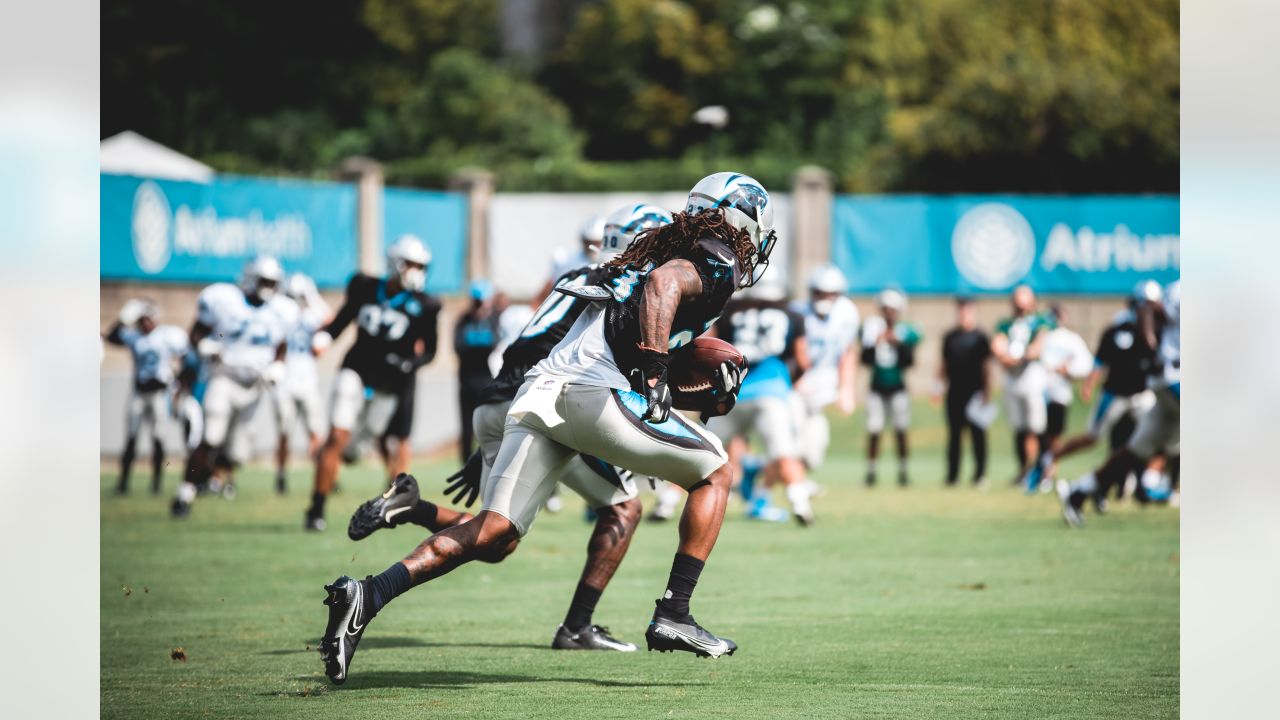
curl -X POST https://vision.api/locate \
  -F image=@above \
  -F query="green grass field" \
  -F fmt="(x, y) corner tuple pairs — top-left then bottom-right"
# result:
(101, 401), (1178, 719)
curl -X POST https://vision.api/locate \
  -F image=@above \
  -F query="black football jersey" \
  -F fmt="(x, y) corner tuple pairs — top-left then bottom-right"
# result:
(478, 264), (611, 405)
(714, 299), (805, 366)
(604, 237), (744, 376)
(325, 273), (440, 393)
(1095, 318), (1156, 396)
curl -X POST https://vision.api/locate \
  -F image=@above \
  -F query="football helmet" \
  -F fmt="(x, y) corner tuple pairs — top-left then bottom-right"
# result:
(1131, 279), (1163, 306)
(387, 234), (432, 292)
(580, 216), (607, 261)
(686, 172), (777, 286)
(878, 288), (907, 312)
(284, 273), (317, 305)
(240, 256), (284, 302)
(600, 203), (673, 261)
(808, 263), (848, 295)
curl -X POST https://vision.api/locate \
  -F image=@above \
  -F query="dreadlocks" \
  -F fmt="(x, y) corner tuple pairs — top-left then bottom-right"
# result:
(606, 208), (756, 280)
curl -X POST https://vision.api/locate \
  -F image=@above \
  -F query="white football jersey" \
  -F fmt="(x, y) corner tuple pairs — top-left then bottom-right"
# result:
(1155, 281), (1180, 389)
(792, 297), (860, 408)
(197, 283), (300, 377)
(119, 324), (190, 387)
(1040, 327), (1094, 405)
(284, 305), (327, 393)
(530, 304), (629, 391)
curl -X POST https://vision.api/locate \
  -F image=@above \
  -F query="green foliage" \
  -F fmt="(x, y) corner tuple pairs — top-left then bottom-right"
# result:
(102, 0), (1179, 192)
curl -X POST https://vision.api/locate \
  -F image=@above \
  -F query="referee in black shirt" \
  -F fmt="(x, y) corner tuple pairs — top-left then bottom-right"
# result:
(936, 296), (993, 487)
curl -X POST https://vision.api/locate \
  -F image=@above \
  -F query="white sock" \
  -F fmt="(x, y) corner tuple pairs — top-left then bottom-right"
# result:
(177, 481), (197, 503)
(785, 482), (812, 516)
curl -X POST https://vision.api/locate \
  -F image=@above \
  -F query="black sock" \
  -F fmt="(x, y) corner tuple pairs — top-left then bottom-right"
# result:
(563, 582), (603, 631)
(402, 500), (439, 529)
(365, 562), (412, 616)
(657, 553), (704, 619)
(310, 491), (327, 518)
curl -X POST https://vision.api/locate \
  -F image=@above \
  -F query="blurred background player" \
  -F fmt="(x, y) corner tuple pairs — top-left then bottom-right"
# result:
(860, 289), (921, 487)
(453, 279), (501, 462)
(535, 215), (606, 302)
(709, 275), (813, 524)
(305, 235), (441, 531)
(991, 284), (1055, 488)
(1039, 281), (1162, 491)
(1029, 303), (1094, 491)
(344, 201), (673, 652)
(1060, 282), (1179, 527)
(791, 264), (860, 474)
(273, 273), (332, 495)
(174, 256), (298, 517)
(935, 296), (992, 488)
(105, 299), (190, 495)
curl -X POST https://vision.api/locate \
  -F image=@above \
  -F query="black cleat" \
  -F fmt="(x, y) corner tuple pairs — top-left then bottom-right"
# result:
(319, 576), (373, 684)
(275, 473), (287, 495)
(645, 602), (737, 658)
(552, 624), (637, 651)
(304, 511), (327, 532)
(348, 473), (420, 541)
(794, 509), (815, 527)
(170, 497), (191, 519)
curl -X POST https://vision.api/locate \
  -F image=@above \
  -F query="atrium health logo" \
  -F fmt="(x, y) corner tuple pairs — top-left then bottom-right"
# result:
(131, 181), (172, 273)
(951, 202), (1036, 289)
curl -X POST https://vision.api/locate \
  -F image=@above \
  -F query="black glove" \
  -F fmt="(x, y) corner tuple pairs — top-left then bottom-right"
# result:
(702, 360), (747, 418)
(443, 449), (483, 507)
(627, 346), (672, 424)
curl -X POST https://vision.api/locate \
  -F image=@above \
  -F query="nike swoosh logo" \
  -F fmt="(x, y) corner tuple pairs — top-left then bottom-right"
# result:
(713, 250), (735, 265)
(346, 585), (365, 635)
(653, 622), (728, 654)
(384, 506), (411, 521)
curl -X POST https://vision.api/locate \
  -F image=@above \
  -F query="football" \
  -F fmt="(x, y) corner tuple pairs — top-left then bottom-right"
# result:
(668, 336), (746, 410)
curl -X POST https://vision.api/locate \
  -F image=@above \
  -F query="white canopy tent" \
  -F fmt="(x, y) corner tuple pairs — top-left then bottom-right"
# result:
(100, 130), (215, 182)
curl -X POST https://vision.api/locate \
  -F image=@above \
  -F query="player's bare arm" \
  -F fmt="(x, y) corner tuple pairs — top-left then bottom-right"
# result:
(637, 259), (704, 356)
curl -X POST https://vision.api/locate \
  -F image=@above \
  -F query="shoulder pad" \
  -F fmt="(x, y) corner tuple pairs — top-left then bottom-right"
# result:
(555, 284), (614, 302)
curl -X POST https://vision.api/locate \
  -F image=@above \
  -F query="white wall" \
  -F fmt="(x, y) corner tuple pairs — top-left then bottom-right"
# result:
(488, 192), (793, 299)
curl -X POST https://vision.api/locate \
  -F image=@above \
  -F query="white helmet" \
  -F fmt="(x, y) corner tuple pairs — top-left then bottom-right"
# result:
(808, 263), (848, 295)
(1132, 279), (1163, 306)
(580, 215), (607, 261)
(686, 172), (778, 286)
(240, 255), (284, 301)
(600, 203), (673, 261)
(878, 288), (907, 312)
(284, 273), (317, 306)
(387, 234), (432, 292)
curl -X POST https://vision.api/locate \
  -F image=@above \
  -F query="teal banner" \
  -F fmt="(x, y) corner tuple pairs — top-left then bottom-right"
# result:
(831, 195), (1179, 294)
(101, 173), (359, 288)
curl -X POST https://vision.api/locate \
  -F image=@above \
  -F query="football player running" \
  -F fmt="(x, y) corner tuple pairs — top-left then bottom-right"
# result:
(346, 202), (672, 653)
(1037, 281), (1162, 484)
(991, 284), (1055, 489)
(791, 264), (860, 472)
(304, 235), (441, 531)
(319, 173), (772, 683)
(272, 273), (333, 495)
(861, 289), (922, 486)
(707, 276), (814, 524)
(106, 299), (190, 495)
(173, 256), (299, 517)
(1059, 281), (1179, 527)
